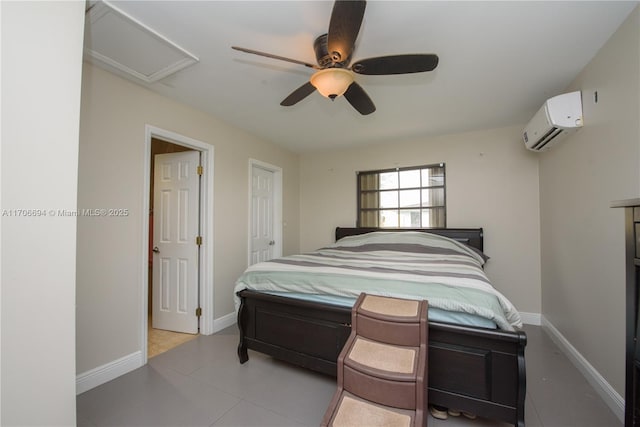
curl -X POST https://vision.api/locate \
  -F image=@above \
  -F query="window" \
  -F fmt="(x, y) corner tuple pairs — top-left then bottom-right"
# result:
(357, 164), (445, 228)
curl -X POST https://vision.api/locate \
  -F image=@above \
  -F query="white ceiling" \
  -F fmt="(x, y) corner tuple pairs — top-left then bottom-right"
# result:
(84, 1), (637, 153)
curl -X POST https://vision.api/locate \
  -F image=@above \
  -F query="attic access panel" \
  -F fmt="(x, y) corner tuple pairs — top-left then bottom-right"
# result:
(84, 1), (199, 83)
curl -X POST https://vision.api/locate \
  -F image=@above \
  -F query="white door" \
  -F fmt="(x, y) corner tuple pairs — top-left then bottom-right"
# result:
(152, 151), (200, 333)
(250, 166), (275, 264)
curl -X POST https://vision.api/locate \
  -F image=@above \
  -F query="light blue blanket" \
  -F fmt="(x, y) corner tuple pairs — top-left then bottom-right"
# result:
(235, 231), (522, 331)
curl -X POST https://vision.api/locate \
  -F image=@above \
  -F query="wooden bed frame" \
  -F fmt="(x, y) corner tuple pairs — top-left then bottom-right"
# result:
(236, 227), (527, 426)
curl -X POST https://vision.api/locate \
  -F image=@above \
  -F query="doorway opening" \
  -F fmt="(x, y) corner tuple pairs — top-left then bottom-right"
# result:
(142, 125), (215, 362)
(148, 138), (198, 357)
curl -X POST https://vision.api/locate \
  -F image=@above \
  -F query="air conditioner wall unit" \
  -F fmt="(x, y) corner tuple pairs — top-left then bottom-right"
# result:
(522, 91), (583, 152)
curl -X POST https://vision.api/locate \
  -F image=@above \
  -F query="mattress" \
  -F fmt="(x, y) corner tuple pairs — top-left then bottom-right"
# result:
(261, 291), (498, 329)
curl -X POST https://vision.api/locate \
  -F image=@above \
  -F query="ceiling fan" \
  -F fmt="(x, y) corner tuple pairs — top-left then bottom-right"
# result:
(231, 0), (439, 115)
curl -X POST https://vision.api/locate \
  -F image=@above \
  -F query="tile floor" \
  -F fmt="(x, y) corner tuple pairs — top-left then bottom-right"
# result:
(77, 325), (622, 426)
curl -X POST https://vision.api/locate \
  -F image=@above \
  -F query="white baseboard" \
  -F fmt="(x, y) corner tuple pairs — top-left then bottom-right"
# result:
(77, 313), (237, 394)
(76, 311), (541, 396)
(212, 311), (236, 333)
(542, 316), (624, 423)
(519, 311), (541, 326)
(76, 351), (143, 395)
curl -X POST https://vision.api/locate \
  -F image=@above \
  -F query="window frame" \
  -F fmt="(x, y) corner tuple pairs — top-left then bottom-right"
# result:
(356, 163), (446, 228)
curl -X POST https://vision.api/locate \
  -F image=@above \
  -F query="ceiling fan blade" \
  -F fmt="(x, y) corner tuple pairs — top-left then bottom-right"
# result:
(327, 0), (366, 64)
(343, 82), (375, 115)
(351, 54), (439, 75)
(280, 82), (316, 106)
(232, 46), (318, 69)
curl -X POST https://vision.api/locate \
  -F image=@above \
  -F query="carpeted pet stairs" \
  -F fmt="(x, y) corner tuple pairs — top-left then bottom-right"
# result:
(321, 293), (428, 427)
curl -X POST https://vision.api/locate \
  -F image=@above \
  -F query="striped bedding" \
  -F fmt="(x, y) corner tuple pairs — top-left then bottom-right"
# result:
(234, 231), (523, 331)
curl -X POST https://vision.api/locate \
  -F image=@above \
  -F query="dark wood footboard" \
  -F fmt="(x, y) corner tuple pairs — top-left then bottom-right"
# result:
(237, 290), (352, 374)
(427, 322), (526, 426)
(237, 289), (526, 427)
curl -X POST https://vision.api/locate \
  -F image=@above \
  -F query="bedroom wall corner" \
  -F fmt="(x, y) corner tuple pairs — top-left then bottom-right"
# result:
(539, 5), (640, 399)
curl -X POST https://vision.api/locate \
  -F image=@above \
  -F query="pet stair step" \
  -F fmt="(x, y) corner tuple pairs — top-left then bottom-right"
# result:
(326, 391), (416, 427)
(342, 336), (423, 409)
(354, 294), (425, 346)
(359, 294), (422, 320)
(344, 336), (419, 380)
(343, 364), (420, 409)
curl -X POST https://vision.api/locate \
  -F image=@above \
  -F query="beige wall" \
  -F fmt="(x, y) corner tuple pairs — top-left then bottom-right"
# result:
(299, 125), (541, 314)
(74, 2), (639, 406)
(539, 7), (640, 397)
(77, 64), (299, 374)
(1, 2), (84, 424)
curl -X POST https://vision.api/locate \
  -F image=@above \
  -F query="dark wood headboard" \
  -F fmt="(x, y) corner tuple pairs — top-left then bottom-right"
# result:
(335, 227), (484, 252)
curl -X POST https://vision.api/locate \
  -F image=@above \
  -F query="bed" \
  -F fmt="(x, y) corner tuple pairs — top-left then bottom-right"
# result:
(235, 227), (526, 426)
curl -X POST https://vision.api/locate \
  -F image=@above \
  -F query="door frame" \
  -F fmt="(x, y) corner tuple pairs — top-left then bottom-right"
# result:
(142, 125), (215, 362)
(248, 159), (283, 266)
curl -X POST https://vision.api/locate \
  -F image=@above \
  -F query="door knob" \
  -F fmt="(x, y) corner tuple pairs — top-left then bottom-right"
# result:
(152, 246), (160, 253)
(268, 240), (275, 246)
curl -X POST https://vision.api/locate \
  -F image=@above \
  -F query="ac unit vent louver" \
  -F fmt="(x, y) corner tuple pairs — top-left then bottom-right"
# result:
(523, 91), (583, 152)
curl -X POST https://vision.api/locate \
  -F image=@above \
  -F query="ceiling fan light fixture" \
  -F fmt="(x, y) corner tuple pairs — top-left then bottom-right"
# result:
(310, 68), (354, 99)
